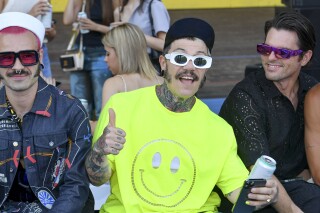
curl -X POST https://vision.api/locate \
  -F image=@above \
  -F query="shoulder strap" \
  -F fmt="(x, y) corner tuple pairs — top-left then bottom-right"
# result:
(81, 0), (86, 12)
(116, 75), (127, 92)
(148, 0), (162, 58)
(66, 24), (80, 51)
(148, 0), (155, 37)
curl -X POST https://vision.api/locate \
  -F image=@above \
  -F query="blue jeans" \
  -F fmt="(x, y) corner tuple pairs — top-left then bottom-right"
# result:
(42, 44), (52, 78)
(69, 46), (112, 120)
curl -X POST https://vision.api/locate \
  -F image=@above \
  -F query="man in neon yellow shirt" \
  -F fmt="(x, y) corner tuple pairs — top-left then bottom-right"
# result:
(86, 18), (279, 212)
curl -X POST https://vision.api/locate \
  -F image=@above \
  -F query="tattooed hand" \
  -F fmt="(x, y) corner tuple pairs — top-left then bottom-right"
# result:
(86, 108), (126, 185)
(93, 108), (126, 155)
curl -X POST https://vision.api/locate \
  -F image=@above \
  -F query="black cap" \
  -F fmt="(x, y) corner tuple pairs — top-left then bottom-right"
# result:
(164, 18), (215, 53)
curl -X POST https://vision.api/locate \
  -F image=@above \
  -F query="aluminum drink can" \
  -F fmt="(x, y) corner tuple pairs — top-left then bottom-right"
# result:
(41, 3), (52, 29)
(78, 12), (90, 34)
(248, 155), (276, 179)
(79, 99), (89, 115)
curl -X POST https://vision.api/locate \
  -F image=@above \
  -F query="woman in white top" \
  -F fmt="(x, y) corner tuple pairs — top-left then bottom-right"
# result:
(101, 23), (163, 107)
(113, 0), (170, 72)
(113, 0), (169, 52)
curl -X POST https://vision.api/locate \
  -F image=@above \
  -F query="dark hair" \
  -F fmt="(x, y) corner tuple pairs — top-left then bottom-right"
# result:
(86, 0), (114, 25)
(162, 37), (200, 55)
(264, 11), (316, 57)
(120, 0), (145, 13)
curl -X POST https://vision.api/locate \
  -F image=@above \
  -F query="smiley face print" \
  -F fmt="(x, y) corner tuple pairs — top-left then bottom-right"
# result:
(131, 139), (196, 208)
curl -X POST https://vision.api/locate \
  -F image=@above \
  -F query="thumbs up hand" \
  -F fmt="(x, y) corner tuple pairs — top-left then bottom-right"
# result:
(93, 108), (126, 155)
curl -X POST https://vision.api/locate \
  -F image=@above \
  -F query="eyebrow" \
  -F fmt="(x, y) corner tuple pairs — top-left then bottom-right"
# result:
(172, 48), (207, 55)
(264, 43), (298, 50)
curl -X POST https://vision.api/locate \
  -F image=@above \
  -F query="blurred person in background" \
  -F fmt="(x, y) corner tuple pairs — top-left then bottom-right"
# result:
(101, 23), (163, 107)
(63, 0), (119, 120)
(113, 0), (170, 73)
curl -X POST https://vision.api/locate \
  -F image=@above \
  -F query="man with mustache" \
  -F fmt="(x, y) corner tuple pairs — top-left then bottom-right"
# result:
(86, 17), (278, 212)
(0, 12), (92, 212)
(219, 11), (320, 212)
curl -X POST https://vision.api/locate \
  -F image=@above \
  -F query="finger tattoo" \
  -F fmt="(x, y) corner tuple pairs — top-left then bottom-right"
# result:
(97, 138), (107, 150)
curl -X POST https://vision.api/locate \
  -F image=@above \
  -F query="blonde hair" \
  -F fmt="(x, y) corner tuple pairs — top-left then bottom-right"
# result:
(102, 23), (157, 79)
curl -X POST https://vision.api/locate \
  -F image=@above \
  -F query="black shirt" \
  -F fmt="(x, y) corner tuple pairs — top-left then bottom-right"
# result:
(219, 70), (318, 180)
(77, 0), (104, 47)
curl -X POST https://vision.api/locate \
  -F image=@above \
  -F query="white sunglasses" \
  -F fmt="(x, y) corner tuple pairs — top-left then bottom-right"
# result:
(165, 52), (212, 69)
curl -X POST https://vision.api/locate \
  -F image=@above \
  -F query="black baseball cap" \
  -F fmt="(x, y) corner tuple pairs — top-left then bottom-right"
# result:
(164, 18), (215, 53)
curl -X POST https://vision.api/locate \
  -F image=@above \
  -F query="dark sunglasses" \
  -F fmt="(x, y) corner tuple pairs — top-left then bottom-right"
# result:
(0, 50), (39, 68)
(165, 52), (212, 69)
(257, 43), (303, 59)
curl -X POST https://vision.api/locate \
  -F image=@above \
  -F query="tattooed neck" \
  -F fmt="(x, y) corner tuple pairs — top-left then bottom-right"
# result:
(156, 83), (196, 112)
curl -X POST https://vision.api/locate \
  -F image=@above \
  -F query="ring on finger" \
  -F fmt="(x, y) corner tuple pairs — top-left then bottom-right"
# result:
(266, 195), (271, 203)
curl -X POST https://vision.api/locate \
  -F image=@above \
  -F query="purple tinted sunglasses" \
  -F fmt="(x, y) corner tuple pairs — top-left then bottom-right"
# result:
(257, 43), (303, 59)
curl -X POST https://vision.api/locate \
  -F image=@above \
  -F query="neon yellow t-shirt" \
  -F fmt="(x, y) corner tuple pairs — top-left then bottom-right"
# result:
(94, 86), (248, 213)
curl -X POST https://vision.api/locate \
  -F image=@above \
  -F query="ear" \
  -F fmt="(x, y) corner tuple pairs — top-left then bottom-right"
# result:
(159, 54), (167, 71)
(301, 50), (313, 66)
(38, 48), (44, 65)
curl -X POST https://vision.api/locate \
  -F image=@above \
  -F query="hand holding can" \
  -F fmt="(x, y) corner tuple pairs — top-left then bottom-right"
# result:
(78, 12), (89, 34)
(41, 1), (52, 29)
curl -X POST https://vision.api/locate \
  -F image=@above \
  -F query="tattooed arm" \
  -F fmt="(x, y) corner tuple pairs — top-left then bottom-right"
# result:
(85, 108), (126, 186)
(85, 145), (111, 186)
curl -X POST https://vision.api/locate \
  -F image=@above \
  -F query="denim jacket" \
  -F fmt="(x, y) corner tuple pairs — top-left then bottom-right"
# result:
(0, 78), (92, 212)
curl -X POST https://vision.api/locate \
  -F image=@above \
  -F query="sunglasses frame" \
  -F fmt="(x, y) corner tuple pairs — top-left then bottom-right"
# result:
(0, 50), (39, 68)
(165, 52), (212, 69)
(257, 43), (303, 59)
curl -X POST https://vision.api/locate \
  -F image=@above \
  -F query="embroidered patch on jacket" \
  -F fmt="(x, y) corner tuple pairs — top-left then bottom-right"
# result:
(38, 189), (55, 209)
(52, 158), (66, 189)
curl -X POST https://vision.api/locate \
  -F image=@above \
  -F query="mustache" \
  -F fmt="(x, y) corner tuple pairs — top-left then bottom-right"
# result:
(6, 69), (31, 77)
(175, 70), (199, 81)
